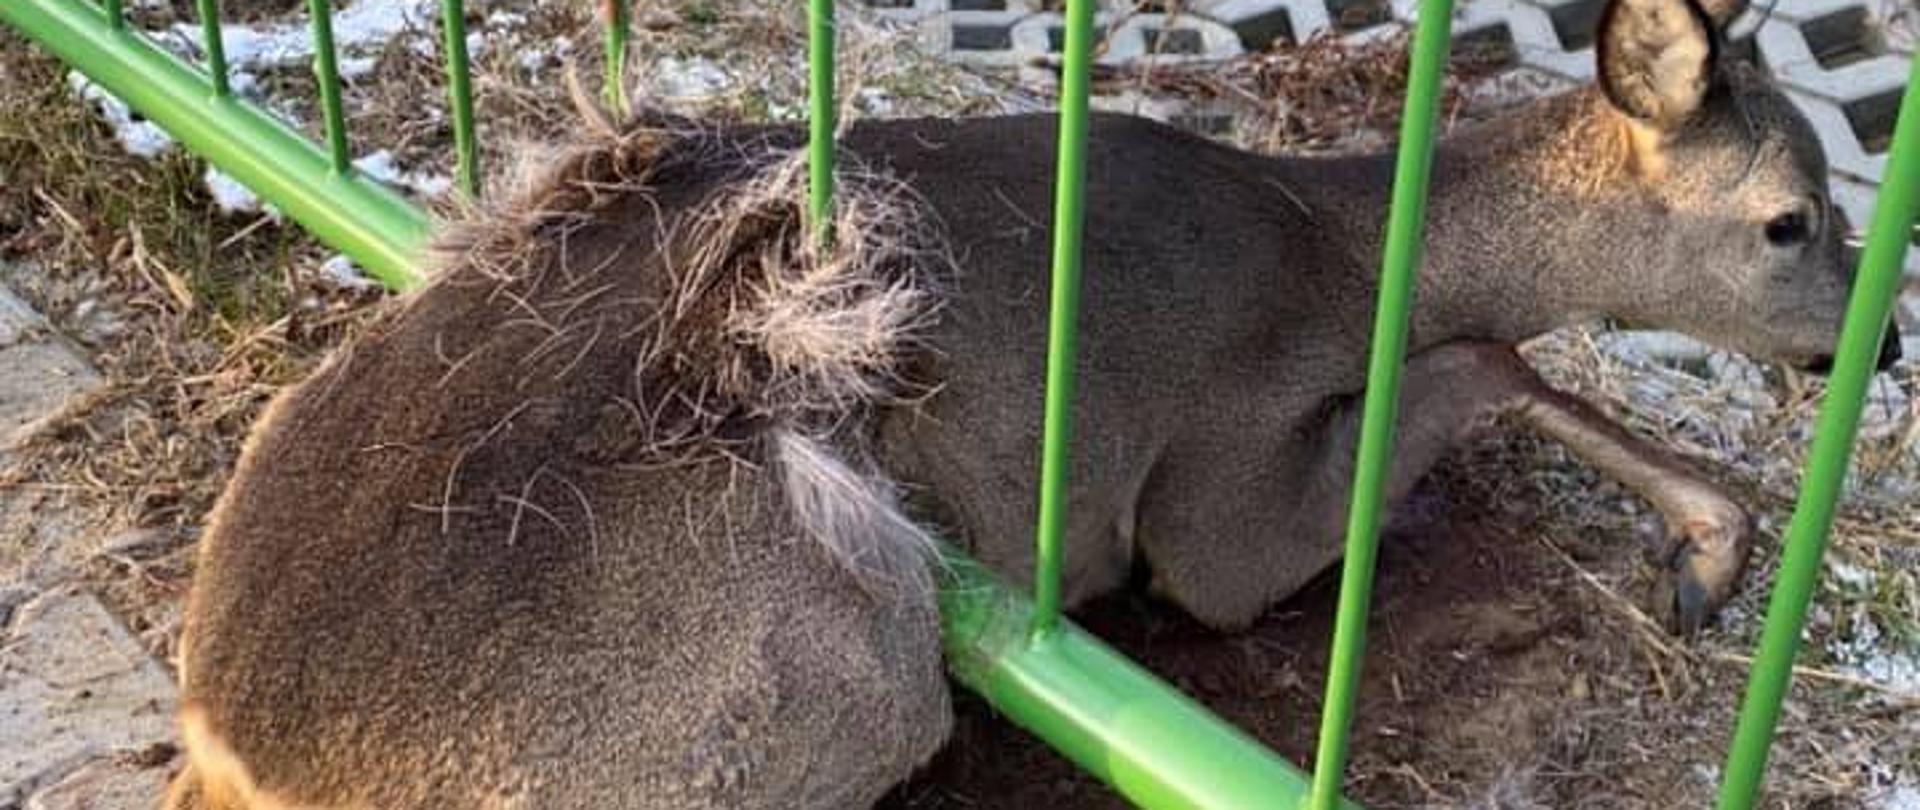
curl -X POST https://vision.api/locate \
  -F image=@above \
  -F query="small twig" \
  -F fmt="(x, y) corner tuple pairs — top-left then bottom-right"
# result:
(1537, 536), (1688, 662)
(1709, 651), (1920, 704)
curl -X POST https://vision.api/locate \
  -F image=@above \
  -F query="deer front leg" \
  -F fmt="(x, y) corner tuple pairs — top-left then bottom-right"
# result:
(1509, 379), (1754, 636)
(1310, 341), (1752, 636)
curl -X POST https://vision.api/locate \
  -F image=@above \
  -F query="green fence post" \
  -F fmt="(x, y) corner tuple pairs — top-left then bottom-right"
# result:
(1028, 0), (1097, 643)
(440, 0), (478, 199)
(1713, 55), (1920, 810)
(807, 0), (835, 240)
(304, 0), (351, 174)
(601, 0), (629, 118)
(194, 0), (229, 96)
(1305, 2), (1455, 807)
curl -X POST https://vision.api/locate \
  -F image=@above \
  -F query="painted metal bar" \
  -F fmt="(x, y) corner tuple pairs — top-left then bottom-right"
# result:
(0, 0), (427, 287)
(1713, 55), (1920, 810)
(1029, 0), (1098, 641)
(305, 0), (351, 174)
(1305, 2), (1455, 808)
(440, 0), (478, 200)
(600, 0), (629, 118)
(194, 0), (229, 97)
(101, 0), (123, 29)
(940, 547), (1360, 810)
(806, 0), (834, 239)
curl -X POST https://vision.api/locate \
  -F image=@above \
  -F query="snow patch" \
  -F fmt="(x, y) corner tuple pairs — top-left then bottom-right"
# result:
(352, 150), (452, 199)
(203, 167), (271, 216)
(170, 0), (437, 73)
(318, 255), (376, 290)
(198, 151), (444, 214)
(649, 56), (732, 101)
(1879, 783), (1920, 810)
(66, 73), (173, 158)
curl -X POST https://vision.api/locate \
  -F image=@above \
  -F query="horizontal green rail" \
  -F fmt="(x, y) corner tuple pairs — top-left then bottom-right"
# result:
(940, 549), (1354, 810)
(0, 0), (429, 289)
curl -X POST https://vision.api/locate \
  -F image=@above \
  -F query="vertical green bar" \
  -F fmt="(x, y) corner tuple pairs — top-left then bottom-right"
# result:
(806, 0), (834, 239)
(1029, 0), (1097, 641)
(440, 0), (478, 199)
(194, 0), (228, 96)
(601, 0), (629, 118)
(1714, 57), (1920, 810)
(1305, 2), (1454, 807)
(305, 0), (350, 174)
(103, 0), (124, 30)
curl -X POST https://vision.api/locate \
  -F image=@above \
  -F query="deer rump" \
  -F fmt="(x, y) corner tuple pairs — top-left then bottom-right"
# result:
(165, 114), (955, 810)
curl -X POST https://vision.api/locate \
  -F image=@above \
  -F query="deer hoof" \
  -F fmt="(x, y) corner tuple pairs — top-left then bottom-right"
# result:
(1646, 509), (1755, 638)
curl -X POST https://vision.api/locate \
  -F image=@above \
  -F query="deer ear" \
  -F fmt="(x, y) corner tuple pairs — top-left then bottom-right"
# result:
(1596, 0), (1717, 130)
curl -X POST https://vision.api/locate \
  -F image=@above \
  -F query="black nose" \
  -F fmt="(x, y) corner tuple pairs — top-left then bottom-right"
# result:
(1802, 324), (1903, 375)
(1880, 322), (1904, 372)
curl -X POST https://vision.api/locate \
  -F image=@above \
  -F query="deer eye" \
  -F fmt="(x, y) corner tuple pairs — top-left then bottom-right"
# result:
(1764, 210), (1810, 247)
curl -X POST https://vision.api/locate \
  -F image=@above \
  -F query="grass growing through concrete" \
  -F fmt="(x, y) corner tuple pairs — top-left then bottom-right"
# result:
(0, 29), (387, 658)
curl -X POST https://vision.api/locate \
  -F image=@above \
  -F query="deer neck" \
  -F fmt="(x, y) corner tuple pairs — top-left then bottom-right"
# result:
(1382, 88), (1658, 349)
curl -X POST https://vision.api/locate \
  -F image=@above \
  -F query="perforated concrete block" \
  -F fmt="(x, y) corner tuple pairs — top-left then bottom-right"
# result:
(1009, 12), (1120, 64)
(858, 0), (946, 25)
(1102, 14), (1244, 64)
(1196, 0), (1333, 49)
(1745, 3), (1916, 277)
(1323, 0), (1401, 37)
(1462, 0), (1593, 79)
(927, 9), (1033, 66)
(889, 0), (1917, 277)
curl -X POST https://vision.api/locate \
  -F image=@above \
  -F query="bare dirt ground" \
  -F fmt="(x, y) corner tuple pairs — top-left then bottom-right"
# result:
(883, 454), (1887, 809)
(2, 0), (1916, 807)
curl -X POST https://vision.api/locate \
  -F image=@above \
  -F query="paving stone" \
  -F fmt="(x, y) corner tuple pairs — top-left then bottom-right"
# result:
(25, 755), (174, 810)
(0, 587), (176, 807)
(0, 287), (102, 451)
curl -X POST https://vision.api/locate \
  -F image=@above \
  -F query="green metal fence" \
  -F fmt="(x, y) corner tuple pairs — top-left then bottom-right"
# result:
(2, 0), (1914, 807)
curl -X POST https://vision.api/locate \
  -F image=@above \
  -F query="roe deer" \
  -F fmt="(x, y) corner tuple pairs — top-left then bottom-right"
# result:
(162, 0), (1903, 807)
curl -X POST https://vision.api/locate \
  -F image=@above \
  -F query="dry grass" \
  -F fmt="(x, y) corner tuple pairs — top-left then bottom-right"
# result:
(0, 28), (387, 656)
(1062, 27), (1519, 155)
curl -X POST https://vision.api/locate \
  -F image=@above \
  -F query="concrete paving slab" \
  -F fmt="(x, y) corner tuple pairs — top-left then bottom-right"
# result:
(0, 587), (175, 808)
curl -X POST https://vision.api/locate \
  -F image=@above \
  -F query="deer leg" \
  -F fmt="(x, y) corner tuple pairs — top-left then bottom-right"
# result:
(1304, 341), (1751, 636)
(1135, 341), (1532, 630)
(1507, 372), (1753, 636)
